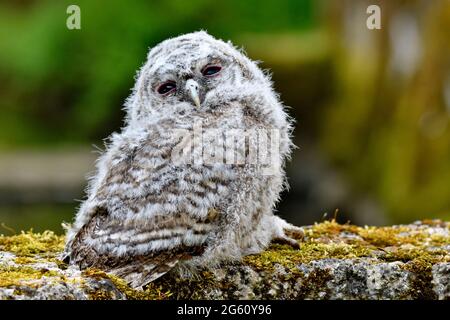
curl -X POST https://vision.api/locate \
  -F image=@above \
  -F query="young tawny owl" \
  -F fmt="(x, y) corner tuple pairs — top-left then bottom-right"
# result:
(64, 31), (303, 288)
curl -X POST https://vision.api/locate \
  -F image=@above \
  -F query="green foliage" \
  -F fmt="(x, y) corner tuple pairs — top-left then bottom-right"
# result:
(318, 1), (450, 223)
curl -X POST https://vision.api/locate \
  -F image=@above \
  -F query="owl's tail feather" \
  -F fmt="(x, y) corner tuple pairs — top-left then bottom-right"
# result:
(110, 256), (180, 289)
(107, 245), (206, 289)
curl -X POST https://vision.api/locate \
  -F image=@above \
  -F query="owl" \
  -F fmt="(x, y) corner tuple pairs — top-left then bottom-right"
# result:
(63, 31), (303, 289)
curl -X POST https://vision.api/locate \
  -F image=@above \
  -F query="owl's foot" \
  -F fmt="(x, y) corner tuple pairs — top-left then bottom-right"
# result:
(271, 216), (304, 249)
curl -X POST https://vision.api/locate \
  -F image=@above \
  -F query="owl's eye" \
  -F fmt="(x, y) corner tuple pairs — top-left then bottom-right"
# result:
(157, 81), (176, 95)
(202, 65), (222, 77)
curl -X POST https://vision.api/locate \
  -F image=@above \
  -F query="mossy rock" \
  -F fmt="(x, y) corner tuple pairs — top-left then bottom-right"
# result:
(0, 220), (449, 300)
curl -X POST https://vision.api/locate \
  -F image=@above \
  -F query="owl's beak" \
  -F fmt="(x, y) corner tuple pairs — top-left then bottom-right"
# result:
(185, 79), (201, 108)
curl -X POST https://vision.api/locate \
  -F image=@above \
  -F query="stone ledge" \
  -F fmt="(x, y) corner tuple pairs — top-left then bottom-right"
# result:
(0, 220), (449, 300)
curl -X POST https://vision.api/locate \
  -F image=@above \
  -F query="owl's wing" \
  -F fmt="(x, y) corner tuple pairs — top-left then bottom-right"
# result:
(64, 127), (227, 288)
(66, 205), (217, 288)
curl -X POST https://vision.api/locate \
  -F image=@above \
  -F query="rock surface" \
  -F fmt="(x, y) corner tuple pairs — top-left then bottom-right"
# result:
(0, 220), (449, 300)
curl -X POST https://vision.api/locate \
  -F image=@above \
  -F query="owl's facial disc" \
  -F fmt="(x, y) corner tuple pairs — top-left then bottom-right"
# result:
(185, 79), (201, 108)
(151, 50), (228, 111)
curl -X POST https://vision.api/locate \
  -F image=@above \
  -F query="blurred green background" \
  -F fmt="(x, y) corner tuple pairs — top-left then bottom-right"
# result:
(0, 0), (449, 234)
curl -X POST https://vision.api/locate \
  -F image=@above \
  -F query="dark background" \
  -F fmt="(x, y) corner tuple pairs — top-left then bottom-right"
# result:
(0, 0), (449, 233)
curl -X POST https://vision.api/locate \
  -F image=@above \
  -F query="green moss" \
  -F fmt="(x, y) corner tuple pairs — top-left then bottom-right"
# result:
(402, 260), (436, 299)
(0, 220), (448, 299)
(244, 219), (449, 274)
(82, 268), (173, 300)
(0, 266), (60, 288)
(0, 230), (64, 256)
(308, 219), (449, 261)
(151, 270), (217, 299)
(243, 242), (368, 278)
(308, 220), (450, 247)
(13, 257), (37, 265)
(0, 231), (67, 292)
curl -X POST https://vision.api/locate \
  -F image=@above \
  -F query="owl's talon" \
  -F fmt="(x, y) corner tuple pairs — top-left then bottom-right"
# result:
(272, 235), (301, 249)
(278, 226), (304, 249)
(284, 225), (305, 240)
(271, 217), (304, 249)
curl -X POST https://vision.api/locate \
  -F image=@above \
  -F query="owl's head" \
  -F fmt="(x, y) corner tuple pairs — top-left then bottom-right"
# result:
(126, 31), (288, 129)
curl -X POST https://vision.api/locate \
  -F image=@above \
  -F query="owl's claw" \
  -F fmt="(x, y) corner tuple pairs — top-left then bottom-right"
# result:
(271, 217), (304, 250)
(272, 234), (301, 249)
(283, 225), (305, 241)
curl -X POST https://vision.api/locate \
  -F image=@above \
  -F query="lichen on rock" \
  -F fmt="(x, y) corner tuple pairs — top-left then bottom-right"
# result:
(0, 220), (449, 300)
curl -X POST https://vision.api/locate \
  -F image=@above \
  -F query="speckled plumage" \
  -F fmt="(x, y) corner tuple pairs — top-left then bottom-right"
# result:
(64, 31), (302, 289)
